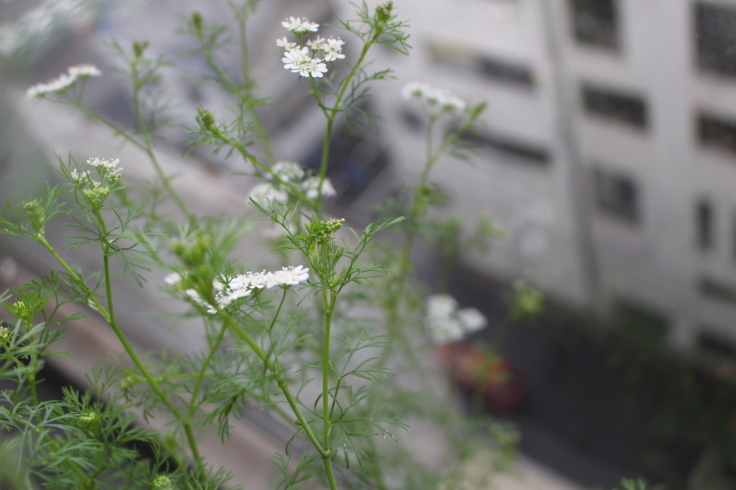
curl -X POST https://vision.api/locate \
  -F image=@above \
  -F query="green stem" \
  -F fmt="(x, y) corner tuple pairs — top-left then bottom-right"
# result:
(130, 70), (195, 228)
(219, 135), (315, 208)
(10, 412), (91, 486)
(37, 233), (203, 469)
(323, 455), (339, 490)
(238, 18), (275, 163)
(214, 309), (329, 460)
(322, 292), (335, 451)
(74, 103), (194, 228)
(187, 322), (229, 423)
(312, 33), (378, 210)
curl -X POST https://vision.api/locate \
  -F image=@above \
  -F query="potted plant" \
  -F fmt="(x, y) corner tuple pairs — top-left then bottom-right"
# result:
(428, 281), (543, 414)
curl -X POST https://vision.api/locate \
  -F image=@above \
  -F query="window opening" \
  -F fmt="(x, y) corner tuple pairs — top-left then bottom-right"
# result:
(593, 167), (640, 222)
(582, 84), (648, 128)
(695, 2), (736, 78)
(698, 113), (736, 155)
(569, 0), (619, 50)
(695, 199), (714, 251)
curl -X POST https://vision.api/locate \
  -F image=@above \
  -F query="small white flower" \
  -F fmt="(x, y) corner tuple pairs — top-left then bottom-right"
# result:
(87, 157), (119, 169)
(457, 307), (487, 334)
(306, 36), (327, 50)
(302, 177), (336, 200)
(300, 58), (328, 78)
(69, 169), (92, 183)
(164, 273), (182, 286)
(26, 73), (75, 99)
(270, 161), (305, 183)
(68, 64), (101, 78)
(215, 287), (251, 308)
(282, 46), (310, 67)
(218, 266), (309, 308)
(322, 37), (345, 62)
(281, 16), (319, 35)
(426, 294), (458, 319)
(25, 64), (100, 99)
(248, 183), (288, 206)
(276, 37), (298, 50)
(423, 87), (449, 106)
(442, 95), (466, 113)
(306, 37), (345, 62)
(425, 295), (486, 344)
(282, 47), (328, 78)
(401, 82), (431, 100)
(230, 271), (270, 290)
(264, 265), (309, 288)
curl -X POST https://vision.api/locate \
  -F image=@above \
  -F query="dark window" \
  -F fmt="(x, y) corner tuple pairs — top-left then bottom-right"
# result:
(698, 113), (736, 154)
(582, 84), (648, 128)
(698, 276), (736, 305)
(569, 0), (619, 50)
(458, 129), (550, 166)
(695, 199), (714, 251)
(593, 168), (639, 222)
(429, 42), (535, 89)
(695, 3), (736, 78)
(477, 55), (535, 87)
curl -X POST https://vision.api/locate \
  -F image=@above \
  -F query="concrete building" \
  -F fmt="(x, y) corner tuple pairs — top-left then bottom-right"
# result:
(347, 0), (736, 358)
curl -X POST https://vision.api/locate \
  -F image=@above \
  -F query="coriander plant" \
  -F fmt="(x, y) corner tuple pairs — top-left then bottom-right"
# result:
(0, 2), (530, 489)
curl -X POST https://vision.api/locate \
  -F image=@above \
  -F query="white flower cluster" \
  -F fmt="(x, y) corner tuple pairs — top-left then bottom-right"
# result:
(88, 157), (122, 179)
(401, 82), (467, 114)
(248, 161), (336, 206)
(281, 16), (319, 36)
(278, 16), (344, 78)
(26, 64), (101, 99)
(70, 157), (122, 186)
(425, 294), (487, 345)
(164, 273), (224, 314)
(165, 266), (309, 313)
(307, 37), (346, 62)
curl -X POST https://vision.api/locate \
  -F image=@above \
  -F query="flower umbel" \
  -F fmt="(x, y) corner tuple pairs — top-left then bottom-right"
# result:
(425, 294), (487, 344)
(214, 266), (310, 309)
(26, 64), (101, 99)
(302, 177), (336, 200)
(269, 161), (305, 183)
(282, 47), (328, 78)
(248, 183), (288, 206)
(281, 16), (319, 36)
(402, 82), (467, 114)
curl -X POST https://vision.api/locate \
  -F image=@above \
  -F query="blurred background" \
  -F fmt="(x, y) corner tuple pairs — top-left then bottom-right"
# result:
(3, 0), (736, 488)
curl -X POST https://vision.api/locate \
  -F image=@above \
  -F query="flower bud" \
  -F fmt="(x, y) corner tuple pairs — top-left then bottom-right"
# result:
(191, 12), (203, 34)
(22, 200), (45, 236)
(8, 300), (32, 323)
(81, 186), (111, 210)
(0, 326), (12, 347)
(133, 41), (149, 59)
(511, 281), (544, 318)
(151, 475), (173, 490)
(376, 2), (394, 24)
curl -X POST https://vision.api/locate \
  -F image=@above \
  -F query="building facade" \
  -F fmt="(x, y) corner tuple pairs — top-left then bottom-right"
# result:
(343, 0), (736, 355)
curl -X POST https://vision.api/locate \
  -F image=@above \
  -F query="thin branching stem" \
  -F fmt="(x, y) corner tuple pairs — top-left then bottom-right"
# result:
(214, 309), (333, 463)
(36, 231), (204, 470)
(129, 63), (196, 227)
